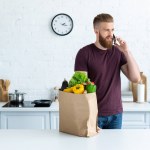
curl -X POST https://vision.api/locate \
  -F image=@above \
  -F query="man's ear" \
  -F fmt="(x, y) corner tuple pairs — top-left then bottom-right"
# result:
(94, 28), (99, 34)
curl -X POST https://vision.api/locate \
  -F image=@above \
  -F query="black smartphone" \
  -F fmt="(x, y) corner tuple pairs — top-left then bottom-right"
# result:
(113, 34), (120, 45)
(113, 34), (116, 45)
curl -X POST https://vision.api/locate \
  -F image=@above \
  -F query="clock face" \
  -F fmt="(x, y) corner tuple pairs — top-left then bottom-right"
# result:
(51, 13), (73, 36)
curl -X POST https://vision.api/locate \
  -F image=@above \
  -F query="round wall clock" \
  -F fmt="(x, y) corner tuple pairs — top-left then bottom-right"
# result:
(51, 13), (73, 36)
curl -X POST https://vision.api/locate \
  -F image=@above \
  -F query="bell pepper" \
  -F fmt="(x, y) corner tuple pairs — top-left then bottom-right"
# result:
(72, 84), (84, 94)
(63, 87), (73, 93)
(85, 83), (96, 93)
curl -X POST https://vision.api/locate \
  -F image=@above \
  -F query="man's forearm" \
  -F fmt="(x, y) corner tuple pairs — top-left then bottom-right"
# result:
(124, 51), (141, 83)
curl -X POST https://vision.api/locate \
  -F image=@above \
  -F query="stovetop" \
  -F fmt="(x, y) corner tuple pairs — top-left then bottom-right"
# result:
(3, 100), (52, 108)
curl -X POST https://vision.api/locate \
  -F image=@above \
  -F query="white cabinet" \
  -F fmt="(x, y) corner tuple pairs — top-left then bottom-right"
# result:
(0, 112), (1, 129)
(49, 111), (150, 130)
(1, 102), (150, 130)
(50, 111), (150, 130)
(50, 111), (59, 130)
(1, 112), (50, 129)
(122, 112), (150, 129)
(1, 111), (150, 130)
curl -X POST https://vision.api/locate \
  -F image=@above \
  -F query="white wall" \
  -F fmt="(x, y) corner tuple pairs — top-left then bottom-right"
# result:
(0, 0), (150, 100)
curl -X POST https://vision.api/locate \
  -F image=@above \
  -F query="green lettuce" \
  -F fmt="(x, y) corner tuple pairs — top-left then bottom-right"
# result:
(68, 72), (90, 87)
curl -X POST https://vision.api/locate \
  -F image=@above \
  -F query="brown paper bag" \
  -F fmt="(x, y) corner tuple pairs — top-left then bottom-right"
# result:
(59, 91), (99, 137)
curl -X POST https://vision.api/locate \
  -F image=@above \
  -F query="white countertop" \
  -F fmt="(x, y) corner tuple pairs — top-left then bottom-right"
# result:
(0, 101), (150, 112)
(0, 129), (150, 150)
(0, 101), (59, 111)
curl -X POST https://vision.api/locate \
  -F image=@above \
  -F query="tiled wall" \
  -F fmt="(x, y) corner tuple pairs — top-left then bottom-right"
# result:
(0, 0), (150, 100)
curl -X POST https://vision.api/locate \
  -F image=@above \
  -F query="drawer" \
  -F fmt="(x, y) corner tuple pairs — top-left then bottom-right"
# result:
(123, 112), (150, 126)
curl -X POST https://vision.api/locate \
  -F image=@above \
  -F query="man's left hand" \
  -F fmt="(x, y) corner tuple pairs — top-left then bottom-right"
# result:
(115, 37), (129, 53)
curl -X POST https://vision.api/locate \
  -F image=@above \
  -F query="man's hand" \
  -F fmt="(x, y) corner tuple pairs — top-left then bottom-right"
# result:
(115, 37), (141, 83)
(115, 37), (129, 53)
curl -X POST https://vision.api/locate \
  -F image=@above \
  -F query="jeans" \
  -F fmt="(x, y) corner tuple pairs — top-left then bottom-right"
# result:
(98, 113), (122, 129)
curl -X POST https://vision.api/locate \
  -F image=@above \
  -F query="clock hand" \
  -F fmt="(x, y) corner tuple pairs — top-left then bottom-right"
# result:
(61, 23), (67, 26)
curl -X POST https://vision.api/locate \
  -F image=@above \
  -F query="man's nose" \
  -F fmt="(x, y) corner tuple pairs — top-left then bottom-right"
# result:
(109, 31), (113, 37)
(108, 30), (113, 35)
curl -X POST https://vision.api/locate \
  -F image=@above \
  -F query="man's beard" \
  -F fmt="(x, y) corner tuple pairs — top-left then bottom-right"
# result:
(99, 33), (113, 49)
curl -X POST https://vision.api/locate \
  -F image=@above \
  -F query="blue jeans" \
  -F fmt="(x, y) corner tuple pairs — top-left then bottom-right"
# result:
(98, 113), (122, 129)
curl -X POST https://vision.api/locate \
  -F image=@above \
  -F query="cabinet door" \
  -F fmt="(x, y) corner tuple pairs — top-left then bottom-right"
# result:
(50, 111), (59, 130)
(122, 112), (150, 129)
(0, 112), (1, 129)
(1, 112), (50, 129)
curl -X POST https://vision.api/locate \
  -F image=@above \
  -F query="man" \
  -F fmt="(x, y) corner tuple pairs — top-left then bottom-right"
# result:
(74, 13), (140, 129)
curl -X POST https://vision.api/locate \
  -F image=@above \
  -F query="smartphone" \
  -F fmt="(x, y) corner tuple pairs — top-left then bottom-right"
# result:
(113, 34), (116, 45)
(113, 34), (120, 46)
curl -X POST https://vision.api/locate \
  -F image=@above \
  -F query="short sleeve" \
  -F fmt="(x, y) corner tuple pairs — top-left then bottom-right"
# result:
(120, 52), (127, 67)
(74, 48), (88, 72)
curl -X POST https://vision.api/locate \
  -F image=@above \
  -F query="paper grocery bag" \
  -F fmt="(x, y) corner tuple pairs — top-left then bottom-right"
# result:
(59, 91), (99, 137)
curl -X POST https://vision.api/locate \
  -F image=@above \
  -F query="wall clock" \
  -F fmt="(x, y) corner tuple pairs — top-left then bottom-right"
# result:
(51, 13), (73, 36)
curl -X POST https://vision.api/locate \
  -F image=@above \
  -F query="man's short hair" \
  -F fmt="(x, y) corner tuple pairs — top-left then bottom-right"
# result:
(93, 13), (114, 28)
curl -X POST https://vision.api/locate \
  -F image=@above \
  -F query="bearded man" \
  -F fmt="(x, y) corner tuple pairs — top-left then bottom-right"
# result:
(74, 13), (140, 129)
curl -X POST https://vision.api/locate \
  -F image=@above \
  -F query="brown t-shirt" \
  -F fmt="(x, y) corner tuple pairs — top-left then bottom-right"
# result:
(75, 43), (127, 116)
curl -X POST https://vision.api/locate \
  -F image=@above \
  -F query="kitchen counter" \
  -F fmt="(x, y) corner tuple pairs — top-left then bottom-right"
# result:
(0, 101), (59, 111)
(0, 101), (150, 112)
(0, 129), (150, 150)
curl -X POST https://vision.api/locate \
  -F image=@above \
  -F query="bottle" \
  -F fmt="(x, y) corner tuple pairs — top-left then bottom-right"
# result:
(131, 72), (147, 102)
(137, 81), (145, 103)
(60, 79), (68, 91)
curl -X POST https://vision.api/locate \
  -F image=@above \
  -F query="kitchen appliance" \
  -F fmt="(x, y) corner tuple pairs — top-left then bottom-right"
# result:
(2, 100), (52, 108)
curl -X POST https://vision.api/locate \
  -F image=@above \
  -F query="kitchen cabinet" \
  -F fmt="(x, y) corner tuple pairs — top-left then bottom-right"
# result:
(2, 111), (149, 130)
(50, 111), (150, 130)
(1, 112), (50, 129)
(122, 112), (150, 129)
(1, 102), (150, 129)
(50, 111), (59, 130)
(51, 112), (150, 130)
(0, 112), (1, 129)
